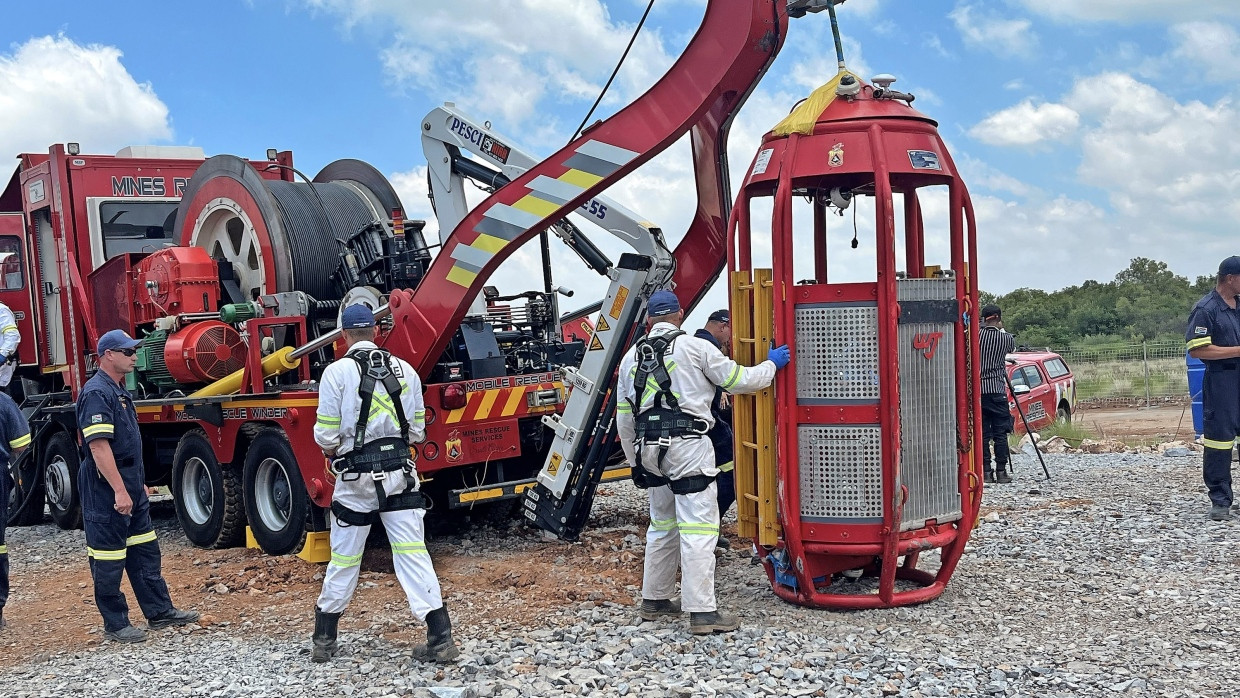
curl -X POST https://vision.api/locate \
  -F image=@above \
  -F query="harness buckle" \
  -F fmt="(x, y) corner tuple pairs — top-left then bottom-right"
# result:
(371, 469), (388, 481)
(690, 418), (710, 435)
(656, 435), (672, 450)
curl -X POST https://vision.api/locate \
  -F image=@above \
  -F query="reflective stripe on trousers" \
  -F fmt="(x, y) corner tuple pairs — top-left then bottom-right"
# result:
(643, 482), (719, 613)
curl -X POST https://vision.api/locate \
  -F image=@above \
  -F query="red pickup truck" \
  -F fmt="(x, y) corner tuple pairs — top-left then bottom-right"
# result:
(1006, 351), (1076, 432)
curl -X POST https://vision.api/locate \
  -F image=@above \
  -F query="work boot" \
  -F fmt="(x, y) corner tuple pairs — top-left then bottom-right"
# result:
(716, 535), (732, 550)
(104, 625), (148, 643)
(148, 607), (200, 629)
(983, 470), (996, 484)
(311, 607), (341, 663)
(413, 605), (460, 663)
(689, 610), (741, 635)
(638, 598), (682, 621)
(1211, 505), (1232, 521)
(996, 468), (1012, 484)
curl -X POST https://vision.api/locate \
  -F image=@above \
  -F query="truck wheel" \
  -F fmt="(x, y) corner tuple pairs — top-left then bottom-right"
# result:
(43, 432), (81, 530)
(6, 449), (45, 526)
(242, 429), (308, 556)
(1056, 403), (1072, 424)
(172, 430), (246, 548)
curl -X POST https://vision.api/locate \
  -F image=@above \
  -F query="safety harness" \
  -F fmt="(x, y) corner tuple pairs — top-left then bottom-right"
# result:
(627, 330), (715, 495)
(330, 347), (429, 526)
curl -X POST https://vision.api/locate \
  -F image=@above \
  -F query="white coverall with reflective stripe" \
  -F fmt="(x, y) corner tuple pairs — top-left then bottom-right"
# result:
(0, 302), (20, 387)
(313, 341), (442, 618)
(615, 322), (776, 612)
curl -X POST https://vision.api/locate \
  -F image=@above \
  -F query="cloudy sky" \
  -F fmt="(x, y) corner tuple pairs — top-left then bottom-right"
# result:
(2, 1), (1237, 323)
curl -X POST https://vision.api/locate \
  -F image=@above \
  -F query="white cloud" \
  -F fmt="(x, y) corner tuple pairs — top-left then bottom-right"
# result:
(968, 100), (1080, 146)
(960, 71), (1240, 293)
(1015, 0), (1240, 22)
(1169, 21), (1240, 82)
(303, 0), (677, 128)
(949, 3), (1038, 59)
(0, 35), (171, 158)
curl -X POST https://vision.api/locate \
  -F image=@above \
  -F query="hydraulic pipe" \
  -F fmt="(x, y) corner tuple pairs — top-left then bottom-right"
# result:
(189, 346), (301, 397)
(288, 304), (393, 361)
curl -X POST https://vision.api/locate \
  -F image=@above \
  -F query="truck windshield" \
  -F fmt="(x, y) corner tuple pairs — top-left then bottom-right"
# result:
(99, 201), (180, 258)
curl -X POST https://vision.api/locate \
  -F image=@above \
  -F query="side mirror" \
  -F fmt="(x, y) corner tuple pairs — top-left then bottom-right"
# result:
(1012, 384), (1031, 395)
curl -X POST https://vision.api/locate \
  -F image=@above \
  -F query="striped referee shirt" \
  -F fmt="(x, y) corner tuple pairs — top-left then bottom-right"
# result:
(979, 325), (1016, 395)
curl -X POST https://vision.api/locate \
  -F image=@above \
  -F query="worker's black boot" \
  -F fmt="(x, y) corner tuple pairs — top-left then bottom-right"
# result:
(689, 609), (741, 635)
(984, 469), (996, 484)
(996, 465), (1012, 484)
(311, 607), (341, 663)
(413, 605), (460, 663)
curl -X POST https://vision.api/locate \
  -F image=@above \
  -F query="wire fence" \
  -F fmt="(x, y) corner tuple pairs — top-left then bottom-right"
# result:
(1051, 342), (1188, 408)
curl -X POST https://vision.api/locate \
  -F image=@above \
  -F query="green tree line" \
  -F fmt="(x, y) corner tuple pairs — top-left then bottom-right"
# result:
(979, 258), (1214, 349)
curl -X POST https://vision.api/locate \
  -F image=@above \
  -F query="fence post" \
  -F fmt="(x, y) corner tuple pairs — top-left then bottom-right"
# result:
(1143, 341), (1151, 408)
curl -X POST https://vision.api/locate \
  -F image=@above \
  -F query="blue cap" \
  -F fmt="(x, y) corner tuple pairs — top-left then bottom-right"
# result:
(97, 329), (142, 355)
(1221, 256), (1240, 276)
(341, 304), (376, 329)
(647, 290), (681, 318)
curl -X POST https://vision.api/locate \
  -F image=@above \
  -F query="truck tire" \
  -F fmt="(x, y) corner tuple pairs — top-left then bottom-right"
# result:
(1056, 403), (1072, 424)
(5, 449), (45, 526)
(172, 430), (246, 549)
(242, 428), (308, 556)
(43, 432), (82, 530)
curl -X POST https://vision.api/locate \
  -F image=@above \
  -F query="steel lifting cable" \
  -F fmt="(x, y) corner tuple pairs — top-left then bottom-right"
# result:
(569, 0), (657, 143)
(265, 181), (380, 301)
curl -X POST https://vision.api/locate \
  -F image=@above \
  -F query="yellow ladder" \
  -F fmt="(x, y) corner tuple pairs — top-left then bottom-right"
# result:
(730, 269), (780, 546)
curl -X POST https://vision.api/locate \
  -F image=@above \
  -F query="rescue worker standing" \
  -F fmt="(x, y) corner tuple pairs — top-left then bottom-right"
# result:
(1186, 256), (1240, 521)
(616, 290), (790, 634)
(311, 304), (458, 663)
(0, 298), (21, 388)
(693, 309), (736, 549)
(978, 304), (1016, 483)
(0, 390), (31, 630)
(77, 330), (198, 643)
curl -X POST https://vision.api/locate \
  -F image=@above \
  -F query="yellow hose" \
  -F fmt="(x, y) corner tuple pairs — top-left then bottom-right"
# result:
(188, 346), (301, 397)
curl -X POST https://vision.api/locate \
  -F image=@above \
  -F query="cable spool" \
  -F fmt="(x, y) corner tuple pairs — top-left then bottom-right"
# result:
(173, 155), (403, 302)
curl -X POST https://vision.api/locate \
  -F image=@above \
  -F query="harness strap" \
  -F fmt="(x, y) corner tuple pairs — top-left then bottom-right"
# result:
(346, 348), (412, 450)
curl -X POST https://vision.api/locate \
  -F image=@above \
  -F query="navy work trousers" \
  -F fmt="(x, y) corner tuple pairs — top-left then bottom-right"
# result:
(1201, 368), (1240, 507)
(80, 464), (172, 632)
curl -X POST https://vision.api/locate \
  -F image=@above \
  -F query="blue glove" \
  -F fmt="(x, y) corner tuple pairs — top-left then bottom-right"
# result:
(768, 344), (791, 370)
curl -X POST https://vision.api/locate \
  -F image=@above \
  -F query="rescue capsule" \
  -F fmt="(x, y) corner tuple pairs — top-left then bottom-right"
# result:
(728, 70), (981, 609)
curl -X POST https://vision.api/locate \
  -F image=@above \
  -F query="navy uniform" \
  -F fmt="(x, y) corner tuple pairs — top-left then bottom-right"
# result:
(0, 391), (31, 630)
(77, 329), (197, 642)
(1186, 268), (1240, 517)
(693, 311), (737, 531)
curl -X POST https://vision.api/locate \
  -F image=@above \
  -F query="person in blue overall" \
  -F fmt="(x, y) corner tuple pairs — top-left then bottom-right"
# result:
(77, 329), (198, 642)
(693, 309), (736, 550)
(0, 390), (30, 630)
(1186, 256), (1240, 521)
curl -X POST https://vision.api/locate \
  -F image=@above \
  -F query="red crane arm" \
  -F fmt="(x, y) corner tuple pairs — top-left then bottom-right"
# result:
(387, 0), (790, 376)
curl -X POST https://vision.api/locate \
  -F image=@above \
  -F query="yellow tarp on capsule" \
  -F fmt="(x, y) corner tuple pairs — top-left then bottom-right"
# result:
(772, 69), (858, 137)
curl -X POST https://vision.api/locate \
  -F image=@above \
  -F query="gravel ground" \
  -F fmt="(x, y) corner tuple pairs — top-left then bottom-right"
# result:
(2, 451), (1236, 697)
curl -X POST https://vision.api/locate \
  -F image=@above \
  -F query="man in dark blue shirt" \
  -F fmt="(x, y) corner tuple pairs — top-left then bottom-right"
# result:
(0, 390), (30, 631)
(694, 309), (735, 549)
(1186, 257), (1240, 521)
(77, 329), (198, 642)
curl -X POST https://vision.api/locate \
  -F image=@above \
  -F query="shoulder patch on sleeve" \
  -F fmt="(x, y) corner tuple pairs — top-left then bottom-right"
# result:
(1195, 326), (1209, 336)
(91, 414), (104, 424)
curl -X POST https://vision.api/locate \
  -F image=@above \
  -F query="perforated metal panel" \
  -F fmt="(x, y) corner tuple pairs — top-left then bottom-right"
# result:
(896, 277), (962, 531)
(795, 303), (879, 403)
(799, 425), (884, 522)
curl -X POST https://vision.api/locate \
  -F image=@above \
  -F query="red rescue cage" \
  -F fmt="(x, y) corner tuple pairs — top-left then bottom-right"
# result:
(728, 71), (982, 609)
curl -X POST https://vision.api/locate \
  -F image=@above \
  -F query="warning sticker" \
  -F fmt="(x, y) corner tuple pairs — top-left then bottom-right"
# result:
(609, 286), (629, 319)
(752, 148), (774, 175)
(589, 335), (604, 351)
(548, 452), (563, 476)
(595, 315), (611, 333)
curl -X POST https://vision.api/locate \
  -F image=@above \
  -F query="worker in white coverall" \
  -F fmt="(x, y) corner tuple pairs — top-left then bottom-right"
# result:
(310, 304), (459, 664)
(616, 290), (791, 635)
(0, 299), (20, 388)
